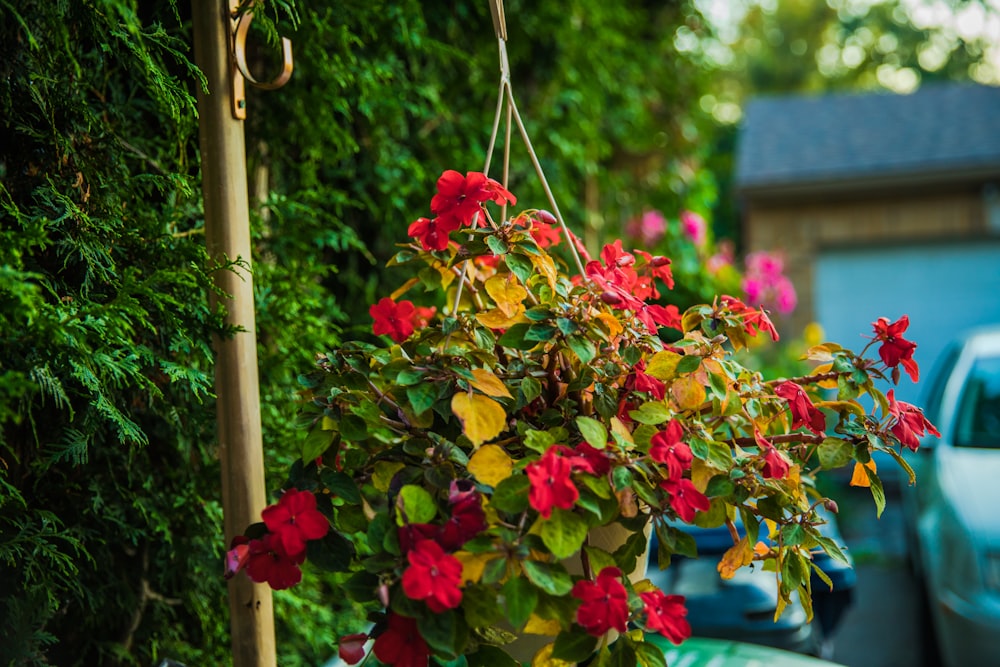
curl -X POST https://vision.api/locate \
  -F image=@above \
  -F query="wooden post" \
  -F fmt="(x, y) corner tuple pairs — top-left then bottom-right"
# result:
(191, 2), (277, 665)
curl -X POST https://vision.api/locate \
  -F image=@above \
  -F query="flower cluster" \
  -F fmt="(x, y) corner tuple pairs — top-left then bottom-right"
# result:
(742, 251), (797, 316)
(228, 170), (933, 666)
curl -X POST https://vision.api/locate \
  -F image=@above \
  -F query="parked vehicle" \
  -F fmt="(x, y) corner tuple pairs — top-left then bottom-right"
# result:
(649, 635), (847, 667)
(646, 507), (855, 659)
(902, 324), (1000, 667)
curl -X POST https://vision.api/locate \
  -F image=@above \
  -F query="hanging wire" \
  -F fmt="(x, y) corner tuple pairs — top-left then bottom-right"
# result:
(452, 0), (589, 315)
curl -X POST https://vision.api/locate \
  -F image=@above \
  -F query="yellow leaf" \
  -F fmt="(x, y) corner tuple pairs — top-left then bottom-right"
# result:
(595, 311), (623, 339)
(485, 274), (528, 317)
(718, 536), (754, 580)
(452, 393), (507, 447)
(645, 350), (682, 380)
(470, 368), (514, 399)
(690, 458), (717, 494)
(671, 375), (707, 411)
(524, 614), (561, 636)
(812, 362), (838, 389)
(321, 416), (337, 431)
(530, 253), (558, 291)
(468, 444), (514, 487)
(476, 306), (527, 330)
(372, 461), (405, 492)
(609, 417), (633, 444)
(850, 459), (877, 487)
(453, 550), (501, 585)
(531, 643), (572, 667)
(754, 541), (771, 557)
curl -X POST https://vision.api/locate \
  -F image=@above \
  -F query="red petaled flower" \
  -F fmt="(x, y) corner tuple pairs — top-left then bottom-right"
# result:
(640, 590), (692, 645)
(660, 477), (710, 522)
(571, 566), (630, 637)
(755, 429), (790, 480)
(224, 536), (250, 579)
(649, 420), (693, 480)
(401, 539), (464, 612)
(337, 633), (369, 665)
(430, 170), (516, 228)
(438, 486), (488, 550)
(721, 295), (780, 342)
(526, 446), (580, 519)
(244, 532), (306, 590)
(774, 381), (826, 434)
(873, 315), (919, 382)
(372, 613), (430, 667)
(888, 389), (940, 451)
(370, 297), (417, 343)
(261, 488), (330, 557)
(408, 215), (462, 252)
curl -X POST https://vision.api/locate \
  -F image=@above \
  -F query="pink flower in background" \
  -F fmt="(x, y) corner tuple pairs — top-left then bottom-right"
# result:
(625, 210), (667, 246)
(741, 250), (797, 316)
(707, 239), (735, 274)
(680, 211), (706, 246)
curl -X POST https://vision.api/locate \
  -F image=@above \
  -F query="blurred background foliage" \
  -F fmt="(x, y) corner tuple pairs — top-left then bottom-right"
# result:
(0, 0), (995, 664)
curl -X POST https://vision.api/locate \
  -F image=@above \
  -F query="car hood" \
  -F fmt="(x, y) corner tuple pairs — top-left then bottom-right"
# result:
(939, 447), (1000, 545)
(648, 636), (846, 666)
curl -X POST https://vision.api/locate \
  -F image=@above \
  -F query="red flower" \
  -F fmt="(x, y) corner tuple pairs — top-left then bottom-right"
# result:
(430, 170), (516, 228)
(438, 487), (487, 550)
(873, 316), (919, 382)
(338, 633), (369, 665)
(660, 477), (710, 522)
(649, 420), (693, 481)
(408, 215), (461, 251)
(261, 488), (330, 557)
(224, 536), (250, 579)
(572, 566), (629, 636)
(774, 381), (826, 434)
(721, 296), (780, 342)
(411, 305), (437, 329)
(244, 533), (305, 590)
(888, 389), (940, 451)
(755, 429), (790, 479)
(370, 297), (417, 343)
(373, 613), (430, 667)
(526, 446), (580, 518)
(401, 539), (464, 612)
(573, 442), (611, 476)
(530, 221), (562, 248)
(640, 589), (692, 644)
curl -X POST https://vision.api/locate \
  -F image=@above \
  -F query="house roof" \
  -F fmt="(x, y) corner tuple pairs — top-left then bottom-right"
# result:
(735, 83), (1000, 197)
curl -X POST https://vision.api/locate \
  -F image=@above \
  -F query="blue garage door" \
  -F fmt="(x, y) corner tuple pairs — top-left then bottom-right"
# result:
(815, 240), (1000, 407)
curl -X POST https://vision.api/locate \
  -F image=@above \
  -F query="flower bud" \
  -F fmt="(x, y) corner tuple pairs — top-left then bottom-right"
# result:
(601, 291), (624, 306)
(650, 255), (671, 267)
(823, 499), (839, 514)
(536, 210), (557, 225)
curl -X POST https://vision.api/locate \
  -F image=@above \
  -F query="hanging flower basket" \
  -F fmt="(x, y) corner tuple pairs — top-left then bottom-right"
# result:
(224, 3), (936, 665)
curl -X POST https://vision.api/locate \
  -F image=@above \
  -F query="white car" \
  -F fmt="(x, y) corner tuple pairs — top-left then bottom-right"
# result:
(902, 325), (1000, 667)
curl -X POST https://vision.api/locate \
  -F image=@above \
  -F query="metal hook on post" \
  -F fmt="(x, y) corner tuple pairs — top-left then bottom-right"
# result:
(229, 1), (294, 120)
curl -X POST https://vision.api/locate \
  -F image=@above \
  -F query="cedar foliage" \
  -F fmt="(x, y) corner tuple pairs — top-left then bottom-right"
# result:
(0, 1), (715, 664)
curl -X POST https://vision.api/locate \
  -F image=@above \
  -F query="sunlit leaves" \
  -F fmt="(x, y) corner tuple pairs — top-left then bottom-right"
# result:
(452, 393), (507, 446)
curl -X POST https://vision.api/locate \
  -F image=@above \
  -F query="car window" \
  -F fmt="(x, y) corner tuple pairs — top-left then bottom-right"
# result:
(954, 354), (1000, 448)
(923, 343), (961, 424)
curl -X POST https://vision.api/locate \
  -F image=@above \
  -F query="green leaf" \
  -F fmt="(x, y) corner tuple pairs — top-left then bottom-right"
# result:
(526, 323), (559, 342)
(628, 401), (670, 425)
(780, 523), (805, 547)
(818, 437), (854, 470)
(320, 469), (362, 504)
(305, 530), (355, 572)
(498, 323), (536, 350)
(613, 529), (648, 574)
(704, 475), (734, 498)
(552, 629), (599, 663)
(396, 369), (425, 386)
(575, 415), (608, 449)
(611, 466), (632, 493)
(461, 584), (503, 628)
(491, 475), (531, 514)
(506, 254), (534, 284)
(397, 484), (437, 525)
(521, 376), (543, 403)
(522, 560), (573, 596)
(540, 508), (589, 559)
(864, 464), (887, 517)
(342, 571), (378, 602)
(635, 641), (668, 667)
(566, 335), (597, 364)
(609, 640), (637, 667)
(884, 446), (917, 486)
(486, 235), (509, 256)
(501, 576), (538, 629)
(811, 531), (851, 568)
(407, 383), (438, 415)
(301, 427), (335, 463)
(339, 414), (368, 441)
(676, 354), (701, 374)
(417, 608), (468, 657)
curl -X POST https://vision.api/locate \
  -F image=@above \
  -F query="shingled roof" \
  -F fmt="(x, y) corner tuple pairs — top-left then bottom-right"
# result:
(735, 82), (1000, 197)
